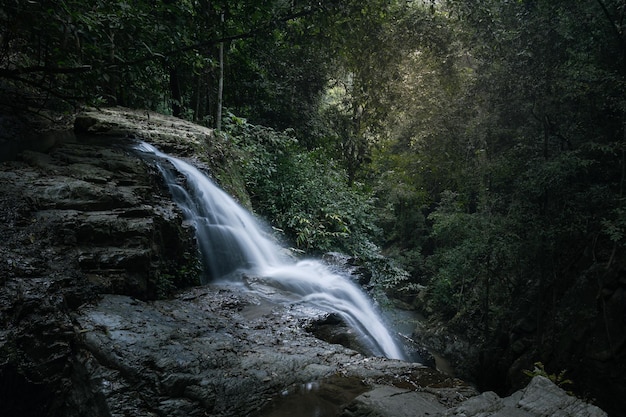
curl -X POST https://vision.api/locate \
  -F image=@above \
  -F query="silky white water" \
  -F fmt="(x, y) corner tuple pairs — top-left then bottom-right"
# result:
(136, 142), (405, 360)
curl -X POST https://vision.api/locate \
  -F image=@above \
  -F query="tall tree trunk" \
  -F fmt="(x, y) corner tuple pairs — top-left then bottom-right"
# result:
(194, 74), (201, 122)
(169, 66), (182, 118)
(216, 12), (225, 131)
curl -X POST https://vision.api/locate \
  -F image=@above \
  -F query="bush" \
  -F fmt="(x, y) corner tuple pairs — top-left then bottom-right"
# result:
(425, 191), (522, 326)
(225, 114), (379, 257)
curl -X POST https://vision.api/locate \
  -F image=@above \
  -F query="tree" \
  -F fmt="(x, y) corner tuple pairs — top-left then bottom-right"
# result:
(317, 1), (459, 184)
(0, 0), (352, 124)
(400, 0), (626, 409)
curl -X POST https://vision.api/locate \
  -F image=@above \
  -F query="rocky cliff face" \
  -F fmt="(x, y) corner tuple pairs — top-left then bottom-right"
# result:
(0, 107), (608, 417)
(0, 123), (199, 416)
(0, 137), (198, 299)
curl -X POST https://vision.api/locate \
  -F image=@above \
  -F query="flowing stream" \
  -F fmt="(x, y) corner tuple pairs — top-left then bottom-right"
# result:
(136, 142), (405, 360)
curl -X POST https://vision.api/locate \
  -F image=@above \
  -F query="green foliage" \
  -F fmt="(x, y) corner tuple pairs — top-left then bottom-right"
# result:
(362, 245), (421, 298)
(4, 4), (626, 404)
(524, 362), (574, 392)
(341, 0), (625, 341)
(224, 114), (380, 256)
(317, 1), (458, 184)
(602, 205), (626, 244)
(154, 255), (202, 299)
(0, 0), (177, 107)
(224, 16), (331, 138)
(255, 151), (379, 255)
(373, 170), (429, 278)
(155, 272), (176, 299)
(0, 0), (407, 134)
(425, 191), (524, 323)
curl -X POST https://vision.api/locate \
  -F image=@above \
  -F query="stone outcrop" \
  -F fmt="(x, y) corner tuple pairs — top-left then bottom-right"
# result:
(0, 139), (198, 299)
(74, 107), (210, 157)
(0, 107), (608, 417)
(0, 121), (199, 416)
(440, 375), (606, 417)
(73, 284), (475, 417)
(73, 107), (252, 207)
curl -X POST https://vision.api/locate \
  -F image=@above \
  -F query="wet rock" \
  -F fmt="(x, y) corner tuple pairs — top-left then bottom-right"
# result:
(305, 313), (372, 355)
(74, 107), (212, 157)
(440, 376), (606, 417)
(260, 377), (369, 417)
(340, 374), (608, 417)
(0, 141), (199, 298)
(0, 124), (201, 416)
(412, 319), (481, 385)
(72, 285), (477, 417)
(74, 107), (253, 207)
(341, 385), (446, 417)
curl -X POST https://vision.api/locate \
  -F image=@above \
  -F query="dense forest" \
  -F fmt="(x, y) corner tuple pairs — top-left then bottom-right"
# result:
(2, 0), (626, 415)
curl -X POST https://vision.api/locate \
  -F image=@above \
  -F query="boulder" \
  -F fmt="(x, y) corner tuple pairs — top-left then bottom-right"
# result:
(439, 375), (606, 417)
(340, 375), (607, 417)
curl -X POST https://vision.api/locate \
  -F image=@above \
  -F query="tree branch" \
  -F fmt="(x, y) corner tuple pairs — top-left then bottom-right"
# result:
(107, 7), (319, 69)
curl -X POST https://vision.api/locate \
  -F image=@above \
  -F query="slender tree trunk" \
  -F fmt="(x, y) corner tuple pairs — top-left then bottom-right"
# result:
(170, 66), (182, 118)
(194, 74), (201, 122)
(216, 12), (225, 131)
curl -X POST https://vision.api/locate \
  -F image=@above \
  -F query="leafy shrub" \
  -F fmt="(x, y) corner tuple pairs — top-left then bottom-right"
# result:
(223, 114), (421, 303)
(524, 362), (574, 393)
(425, 191), (523, 325)
(224, 114), (379, 256)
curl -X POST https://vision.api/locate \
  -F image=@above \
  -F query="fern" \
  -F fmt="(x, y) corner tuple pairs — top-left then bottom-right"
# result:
(524, 362), (574, 393)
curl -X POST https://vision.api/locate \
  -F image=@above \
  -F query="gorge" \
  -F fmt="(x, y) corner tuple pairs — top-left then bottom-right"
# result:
(0, 107), (609, 417)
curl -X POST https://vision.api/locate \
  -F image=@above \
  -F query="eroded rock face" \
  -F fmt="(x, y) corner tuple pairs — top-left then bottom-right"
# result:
(0, 141), (198, 298)
(0, 135), (199, 416)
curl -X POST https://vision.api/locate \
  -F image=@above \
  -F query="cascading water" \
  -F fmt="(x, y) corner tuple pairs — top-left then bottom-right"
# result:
(136, 142), (405, 360)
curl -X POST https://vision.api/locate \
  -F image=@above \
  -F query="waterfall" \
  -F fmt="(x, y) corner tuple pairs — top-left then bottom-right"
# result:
(136, 142), (405, 360)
